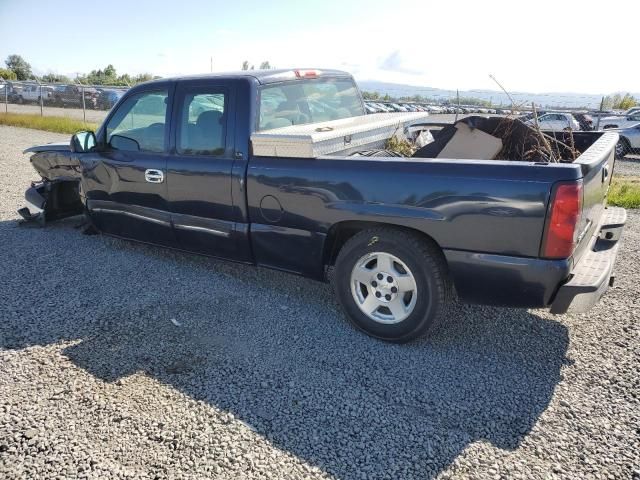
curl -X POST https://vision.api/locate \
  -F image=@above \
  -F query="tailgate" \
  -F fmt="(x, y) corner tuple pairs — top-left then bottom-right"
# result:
(572, 131), (618, 264)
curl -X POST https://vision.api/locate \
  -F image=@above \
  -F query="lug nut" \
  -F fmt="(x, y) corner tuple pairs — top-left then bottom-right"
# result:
(377, 273), (383, 280)
(371, 281), (378, 287)
(391, 286), (398, 293)
(387, 276), (393, 283)
(385, 294), (392, 301)
(375, 291), (381, 298)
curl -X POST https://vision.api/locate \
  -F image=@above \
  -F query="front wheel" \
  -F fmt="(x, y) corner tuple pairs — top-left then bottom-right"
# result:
(333, 228), (450, 343)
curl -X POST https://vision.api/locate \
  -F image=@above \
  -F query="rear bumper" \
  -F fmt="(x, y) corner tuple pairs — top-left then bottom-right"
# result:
(550, 206), (626, 314)
(443, 206), (626, 311)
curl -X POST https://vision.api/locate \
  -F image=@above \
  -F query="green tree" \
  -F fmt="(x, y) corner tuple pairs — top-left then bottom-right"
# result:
(41, 73), (71, 83)
(241, 60), (250, 71)
(5, 54), (32, 80)
(0, 68), (17, 80)
(133, 73), (153, 83)
(259, 61), (272, 70)
(104, 64), (116, 78)
(603, 93), (637, 110)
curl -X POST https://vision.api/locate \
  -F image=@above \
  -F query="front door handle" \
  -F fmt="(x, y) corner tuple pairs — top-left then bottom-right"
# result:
(145, 169), (164, 184)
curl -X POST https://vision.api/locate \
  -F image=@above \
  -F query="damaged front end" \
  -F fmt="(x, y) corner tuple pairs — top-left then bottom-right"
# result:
(18, 143), (84, 225)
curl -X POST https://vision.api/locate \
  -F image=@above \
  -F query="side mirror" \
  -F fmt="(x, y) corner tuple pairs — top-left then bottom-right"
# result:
(109, 134), (140, 151)
(70, 131), (96, 153)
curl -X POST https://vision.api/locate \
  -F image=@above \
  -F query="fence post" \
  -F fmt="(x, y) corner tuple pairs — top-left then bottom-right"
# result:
(596, 96), (604, 131)
(39, 83), (44, 116)
(4, 83), (7, 114)
(81, 85), (86, 124)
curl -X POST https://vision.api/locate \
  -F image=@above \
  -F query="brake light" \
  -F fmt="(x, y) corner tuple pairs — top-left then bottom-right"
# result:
(294, 69), (321, 78)
(542, 181), (583, 259)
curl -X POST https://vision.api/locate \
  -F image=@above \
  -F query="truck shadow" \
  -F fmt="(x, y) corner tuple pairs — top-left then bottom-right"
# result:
(1, 218), (569, 479)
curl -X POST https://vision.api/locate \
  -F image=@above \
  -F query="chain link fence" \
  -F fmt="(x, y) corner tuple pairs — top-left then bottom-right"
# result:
(363, 100), (640, 159)
(0, 79), (128, 124)
(1, 79), (637, 159)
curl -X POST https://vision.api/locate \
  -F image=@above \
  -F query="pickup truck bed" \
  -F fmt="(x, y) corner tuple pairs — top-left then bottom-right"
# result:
(19, 68), (626, 342)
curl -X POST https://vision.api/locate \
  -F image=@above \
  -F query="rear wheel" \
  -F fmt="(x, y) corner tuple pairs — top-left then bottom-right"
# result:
(615, 137), (630, 159)
(333, 228), (450, 343)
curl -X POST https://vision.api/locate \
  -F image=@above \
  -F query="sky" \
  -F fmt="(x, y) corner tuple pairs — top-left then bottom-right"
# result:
(0, 0), (638, 95)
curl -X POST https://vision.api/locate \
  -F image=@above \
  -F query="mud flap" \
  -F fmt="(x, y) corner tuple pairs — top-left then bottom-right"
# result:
(18, 179), (83, 226)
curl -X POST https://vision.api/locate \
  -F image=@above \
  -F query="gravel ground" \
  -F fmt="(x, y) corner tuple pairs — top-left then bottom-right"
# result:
(0, 125), (638, 480)
(616, 156), (640, 177)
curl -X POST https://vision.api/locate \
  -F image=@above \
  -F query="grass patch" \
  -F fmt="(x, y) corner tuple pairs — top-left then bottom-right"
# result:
(0, 112), (98, 134)
(609, 177), (640, 209)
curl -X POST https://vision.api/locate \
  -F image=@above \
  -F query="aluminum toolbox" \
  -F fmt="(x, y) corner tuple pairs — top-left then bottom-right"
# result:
(251, 112), (430, 158)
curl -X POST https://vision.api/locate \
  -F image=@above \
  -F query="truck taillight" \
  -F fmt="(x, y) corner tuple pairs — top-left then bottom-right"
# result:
(542, 181), (583, 259)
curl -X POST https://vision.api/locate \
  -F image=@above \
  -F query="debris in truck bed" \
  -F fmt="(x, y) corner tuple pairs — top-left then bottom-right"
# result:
(413, 116), (580, 162)
(435, 122), (503, 160)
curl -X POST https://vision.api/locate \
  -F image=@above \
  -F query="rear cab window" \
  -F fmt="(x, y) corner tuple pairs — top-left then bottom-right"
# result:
(258, 78), (364, 131)
(176, 90), (227, 156)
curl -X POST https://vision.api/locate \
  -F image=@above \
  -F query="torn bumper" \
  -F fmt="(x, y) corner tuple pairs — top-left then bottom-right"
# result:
(550, 206), (626, 314)
(18, 180), (84, 225)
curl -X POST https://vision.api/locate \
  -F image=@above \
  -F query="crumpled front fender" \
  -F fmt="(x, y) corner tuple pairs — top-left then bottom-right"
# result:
(29, 149), (82, 182)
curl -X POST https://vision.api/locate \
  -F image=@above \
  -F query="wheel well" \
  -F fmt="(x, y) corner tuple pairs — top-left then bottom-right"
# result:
(323, 221), (443, 268)
(603, 124), (617, 129)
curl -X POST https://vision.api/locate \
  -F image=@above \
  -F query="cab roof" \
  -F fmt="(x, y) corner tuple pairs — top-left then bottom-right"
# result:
(143, 68), (353, 86)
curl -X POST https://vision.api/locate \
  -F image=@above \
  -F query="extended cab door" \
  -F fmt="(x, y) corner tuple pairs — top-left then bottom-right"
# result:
(166, 80), (251, 262)
(83, 84), (176, 247)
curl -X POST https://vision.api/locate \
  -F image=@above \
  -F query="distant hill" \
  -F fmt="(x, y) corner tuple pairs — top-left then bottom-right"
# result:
(357, 80), (640, 110)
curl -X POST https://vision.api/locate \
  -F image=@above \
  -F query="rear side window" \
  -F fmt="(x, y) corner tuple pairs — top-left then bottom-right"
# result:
(258, 78), (364, 130)
(106, 90), (168, 152)
(177, 91), (226, 156)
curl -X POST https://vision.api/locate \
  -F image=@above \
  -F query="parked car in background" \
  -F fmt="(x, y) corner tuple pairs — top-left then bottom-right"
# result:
(365, 103), (378, 114)
(2, 81), (23, 102)
(598, 112), (640, 130)
(610, 123), (640, 158)
(622, 107), (640, 116)
(52, 85), (99, 109)
(525, 112), (580, 131)
(388, 103), (406, 112)
(377, 103), (394, 112)
(14, 83), (54, 104)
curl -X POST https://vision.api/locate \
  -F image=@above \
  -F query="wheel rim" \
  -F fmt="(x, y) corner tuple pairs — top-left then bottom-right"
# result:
(616, 142), (625, 157)
(350, 251), (418, 324)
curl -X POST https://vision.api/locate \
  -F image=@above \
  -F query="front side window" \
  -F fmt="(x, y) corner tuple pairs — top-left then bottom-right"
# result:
(258, 78), (364, 130)
(106, 90), (168, 152)
(177, 91), (226, 155)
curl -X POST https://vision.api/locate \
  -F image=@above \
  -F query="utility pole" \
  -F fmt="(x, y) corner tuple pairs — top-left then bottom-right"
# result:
(210, 57), (213, 73)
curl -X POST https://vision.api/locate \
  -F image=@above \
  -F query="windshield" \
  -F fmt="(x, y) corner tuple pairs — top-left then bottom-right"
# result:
(257, 78), (364, 130)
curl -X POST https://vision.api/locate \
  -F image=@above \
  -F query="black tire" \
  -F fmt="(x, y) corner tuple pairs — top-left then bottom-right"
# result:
(333, 227), (450, 343)
(615, 137), (630, 159)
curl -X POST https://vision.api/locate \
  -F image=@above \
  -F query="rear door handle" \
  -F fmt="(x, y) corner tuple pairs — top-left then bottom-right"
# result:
(145, 169), (164, 184)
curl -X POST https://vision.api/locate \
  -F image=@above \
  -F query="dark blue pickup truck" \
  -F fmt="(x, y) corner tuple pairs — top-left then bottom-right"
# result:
(20, 69), (626, 342)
